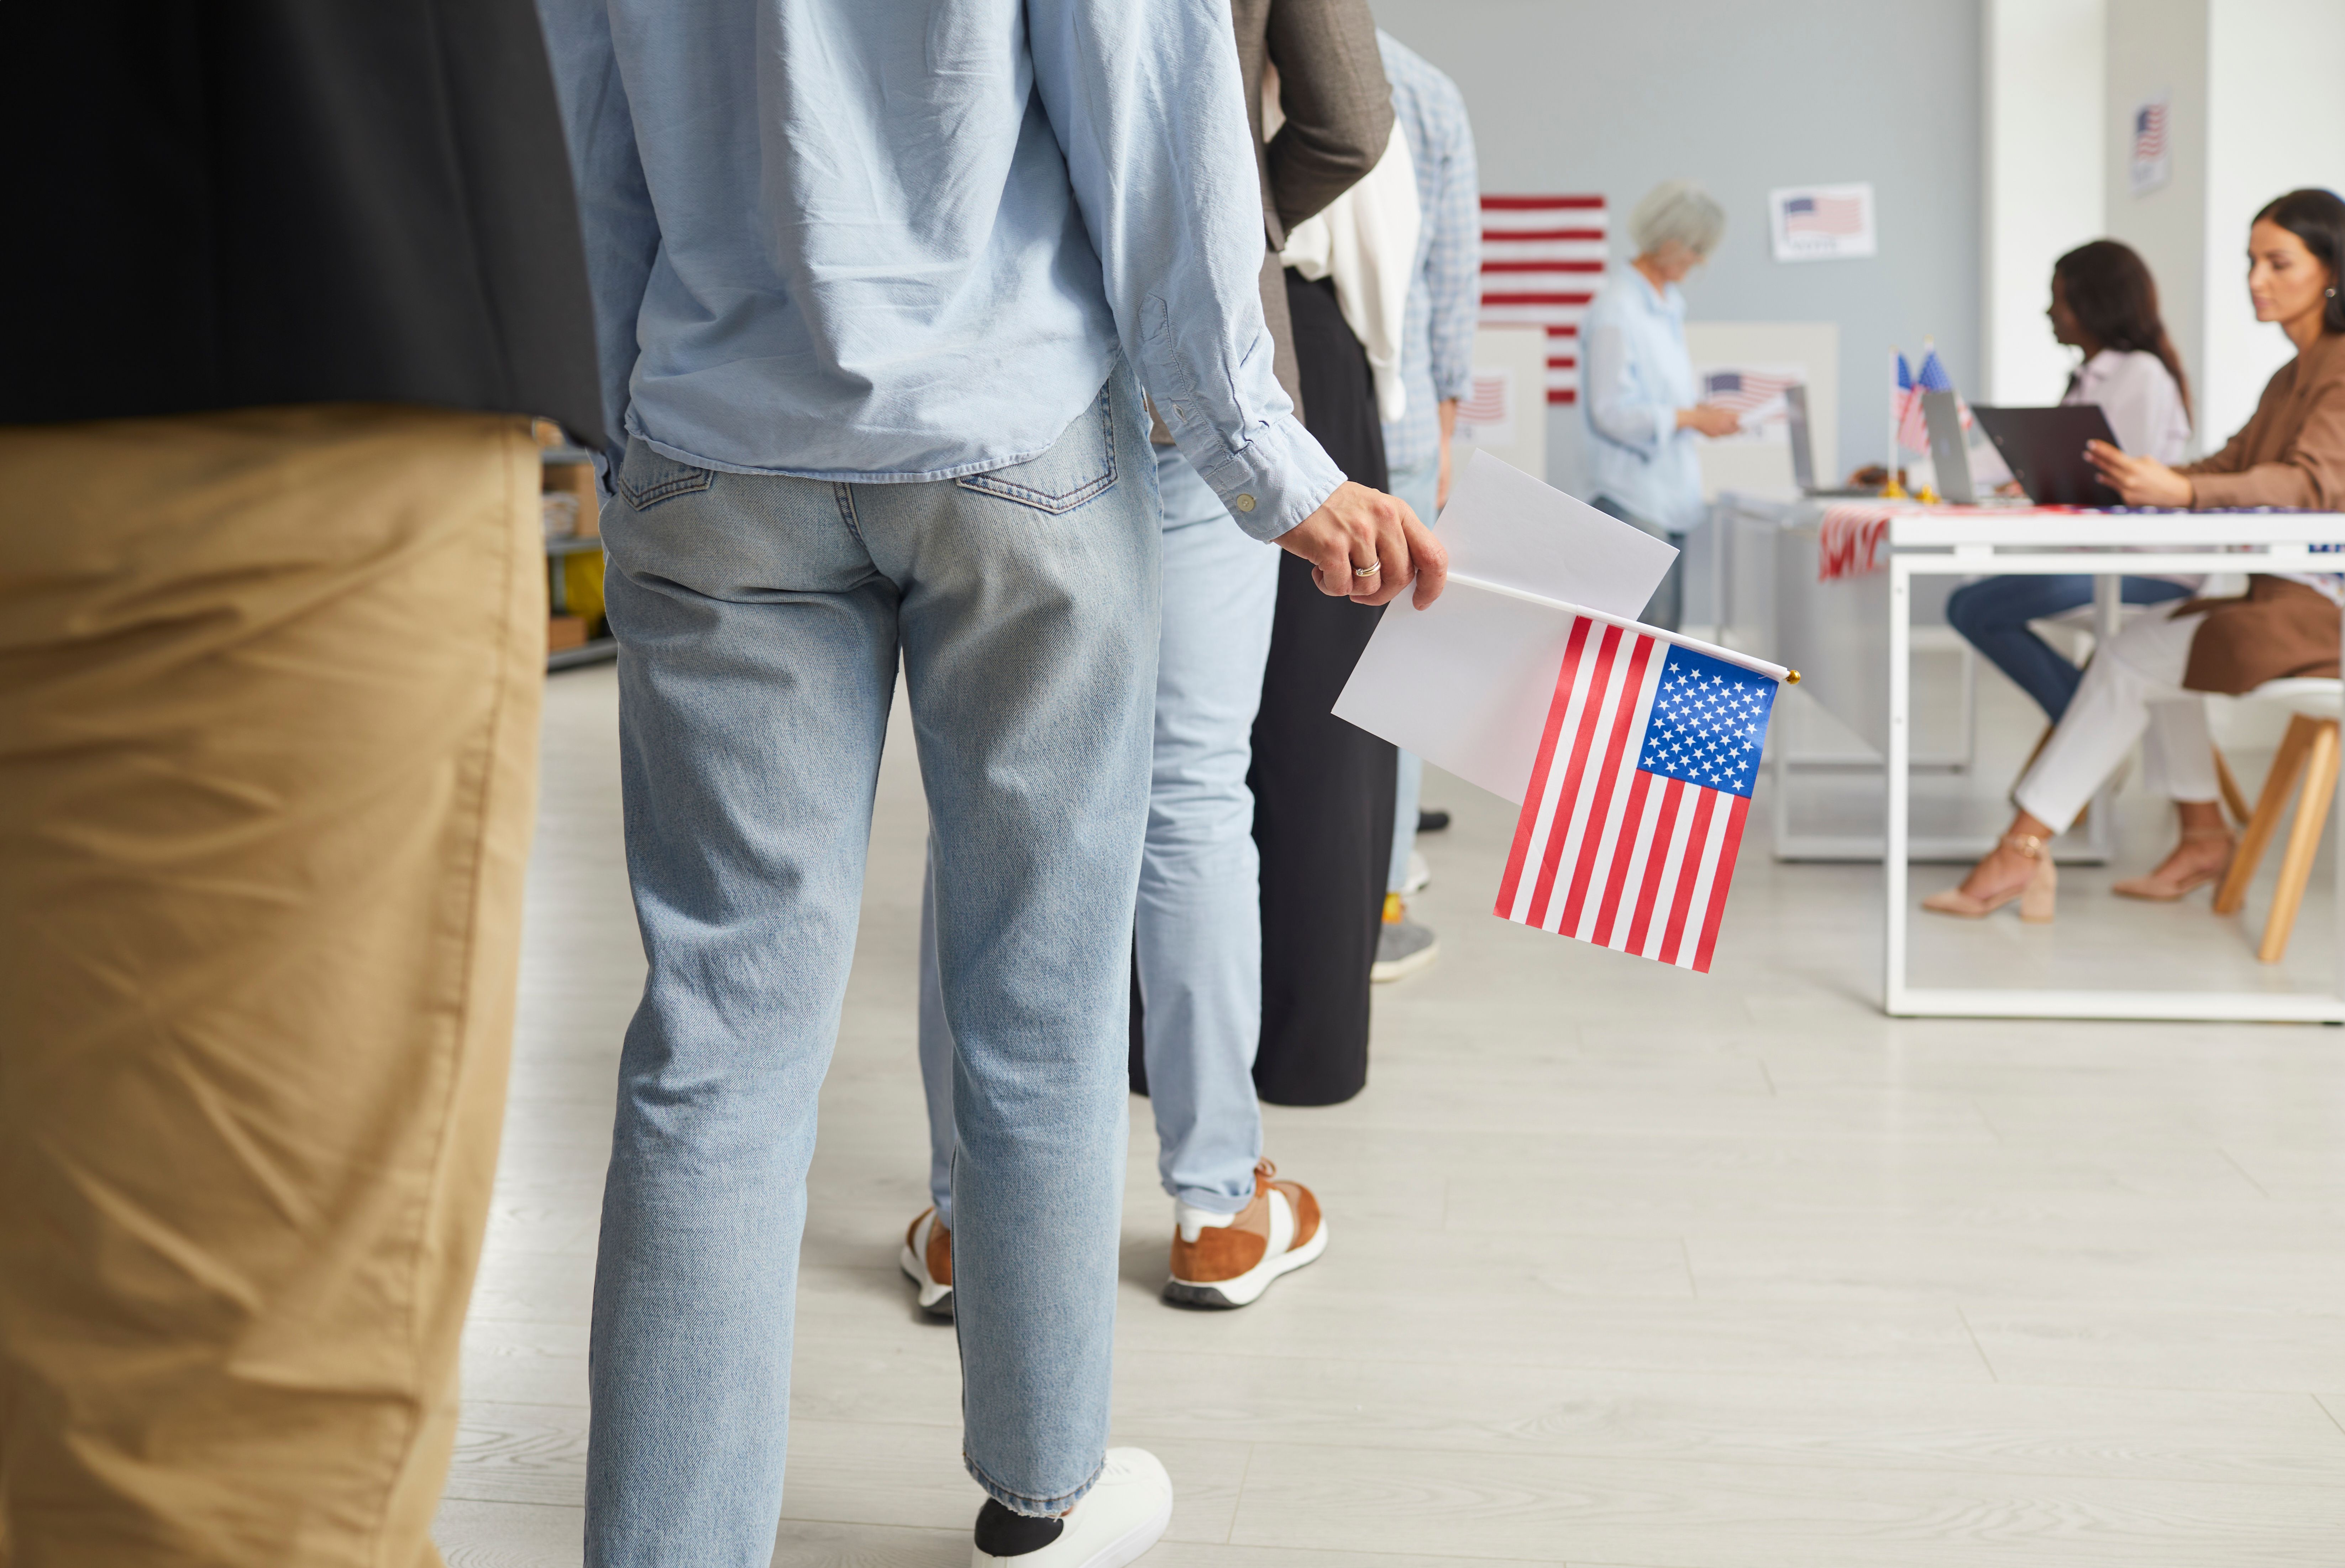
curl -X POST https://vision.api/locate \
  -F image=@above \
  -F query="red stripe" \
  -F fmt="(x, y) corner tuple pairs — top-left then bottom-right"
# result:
(1548, 390), (1577, 404)
(1495, 618), (1595, 916)
(1483, 195), (1606, 210)
(1659, 788), (1720, 965)
(1593, 768), (1656, 946)
(1546, 324), (1579, 339)
(1558, 637), (1657, 936)
(1547, 356), (1578, 369)
(1482, 259), (1607, 274)
(1528, 625), (1623, 925)
(1481, 292), (1596, 306)
(1625, 778), (1685, 954)
(1482, 227), (1608, 242)
(1690, 795), (1752, 974)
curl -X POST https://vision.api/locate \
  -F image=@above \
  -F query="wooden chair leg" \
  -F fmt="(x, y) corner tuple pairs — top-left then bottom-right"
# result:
(2213, 743), (2253, 827)
(2257, 719), (2339, 964)
(2215, 715), (2316, 914)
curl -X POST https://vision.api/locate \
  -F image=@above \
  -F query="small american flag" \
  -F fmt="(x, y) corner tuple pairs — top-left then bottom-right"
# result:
(1459, 371), (1511, 426)
(1783, 193), (1866, 238)
(1897, 345), (1963, 450)
(1497, 619), (1780, 973)
(1701, 369), (1801, 418)
(2133, 101), (2167, 161)
(1482, 194), (1606, 404)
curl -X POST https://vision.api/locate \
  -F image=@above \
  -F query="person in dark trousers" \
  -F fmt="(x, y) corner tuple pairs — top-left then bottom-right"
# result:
(0, 4), (599, 1562)
(913, 0), (1395, 1320)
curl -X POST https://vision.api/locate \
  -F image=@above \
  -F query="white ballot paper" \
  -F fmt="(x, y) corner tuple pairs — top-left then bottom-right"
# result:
(1333, 452), (1678, 803)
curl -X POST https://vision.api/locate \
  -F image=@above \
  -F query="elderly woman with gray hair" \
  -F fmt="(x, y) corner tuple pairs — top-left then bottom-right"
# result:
(1581, 179), (1736, 630)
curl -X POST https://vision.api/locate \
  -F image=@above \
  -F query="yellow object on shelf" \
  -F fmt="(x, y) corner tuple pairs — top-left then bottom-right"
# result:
(561, 548), (605, 630)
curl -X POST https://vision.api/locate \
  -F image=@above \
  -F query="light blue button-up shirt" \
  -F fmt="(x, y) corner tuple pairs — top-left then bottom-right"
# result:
(1580, 263), (1705, 534)
(536, 0), (1342, 542)
(1377, 32), (1479, 480)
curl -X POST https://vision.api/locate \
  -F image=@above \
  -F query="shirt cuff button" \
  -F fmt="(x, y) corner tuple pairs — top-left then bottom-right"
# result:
(1234, 494), (1257, 512)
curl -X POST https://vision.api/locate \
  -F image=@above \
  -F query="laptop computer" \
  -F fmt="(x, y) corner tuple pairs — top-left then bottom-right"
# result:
(1970, 404), (2123, 507)
(1922, 389), (1975, 504)
(1786, 384), (1876, 497)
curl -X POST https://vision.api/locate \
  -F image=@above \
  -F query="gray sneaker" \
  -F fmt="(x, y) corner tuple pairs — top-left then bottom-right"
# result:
(1371, 916), (1438, 982)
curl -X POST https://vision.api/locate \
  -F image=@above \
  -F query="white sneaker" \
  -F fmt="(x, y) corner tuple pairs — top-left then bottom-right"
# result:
(970, 1448), (1173, 1568)
(1402, 849), (1431, 893)
(900, 1207), (954, 1318)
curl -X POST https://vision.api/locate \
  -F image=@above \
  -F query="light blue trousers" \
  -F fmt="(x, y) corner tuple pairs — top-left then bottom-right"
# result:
(1384, 457), (1439, 892)
(921, 444), (1279, 1219)
(587, 371), (1159, 1559)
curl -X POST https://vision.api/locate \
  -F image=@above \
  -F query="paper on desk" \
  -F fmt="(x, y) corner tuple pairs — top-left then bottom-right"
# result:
(1333, 452), (1677, 803)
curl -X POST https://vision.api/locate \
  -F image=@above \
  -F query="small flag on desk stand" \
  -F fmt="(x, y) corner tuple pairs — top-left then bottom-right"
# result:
(1496, 615), (1788, 973)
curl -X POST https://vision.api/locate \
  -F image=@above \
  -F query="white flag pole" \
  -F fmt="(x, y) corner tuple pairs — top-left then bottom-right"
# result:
(1443, 571), (1798, 685)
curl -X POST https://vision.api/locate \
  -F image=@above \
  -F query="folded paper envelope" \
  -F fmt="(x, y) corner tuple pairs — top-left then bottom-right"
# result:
(1332, 452), (1679, 803)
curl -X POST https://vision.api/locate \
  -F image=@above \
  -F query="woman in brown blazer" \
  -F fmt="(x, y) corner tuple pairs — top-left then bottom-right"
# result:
(1926, 188), (2345, 920)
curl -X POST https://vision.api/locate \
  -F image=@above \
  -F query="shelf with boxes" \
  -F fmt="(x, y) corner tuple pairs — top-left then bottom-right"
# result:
(536, 421), (616, 671)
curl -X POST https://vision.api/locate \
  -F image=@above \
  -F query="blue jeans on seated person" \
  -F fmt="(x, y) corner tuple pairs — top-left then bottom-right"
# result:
(920, 442), (1278, 1221)
(1945, 574), (2194, 720)
(587, 368), (1159, 1557)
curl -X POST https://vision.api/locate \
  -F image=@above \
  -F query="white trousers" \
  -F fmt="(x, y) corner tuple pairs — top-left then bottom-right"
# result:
(2015, 604), (2218, 833)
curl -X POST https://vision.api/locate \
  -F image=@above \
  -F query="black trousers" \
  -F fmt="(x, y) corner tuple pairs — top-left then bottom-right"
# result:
(1247, 271), (1396, 1106)
(1129, 273), (1397, 1106)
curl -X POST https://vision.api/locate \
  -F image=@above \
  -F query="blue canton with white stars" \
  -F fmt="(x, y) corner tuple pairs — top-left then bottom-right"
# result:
(1636, 646), (1777, 800)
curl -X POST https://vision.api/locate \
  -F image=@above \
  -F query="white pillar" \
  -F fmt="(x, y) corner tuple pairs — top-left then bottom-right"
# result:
(1982, 0), (2108, 406)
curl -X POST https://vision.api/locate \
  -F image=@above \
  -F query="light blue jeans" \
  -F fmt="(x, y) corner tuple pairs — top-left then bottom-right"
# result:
(586, 370), (1159, 1561)
(921, 445), (1277, 1218)
(1384, 457), (1439, 892)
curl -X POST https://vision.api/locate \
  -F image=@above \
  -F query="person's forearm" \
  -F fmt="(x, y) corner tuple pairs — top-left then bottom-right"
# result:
(1028, 0), (1344, 540)
(1438, 399), (1458, 442)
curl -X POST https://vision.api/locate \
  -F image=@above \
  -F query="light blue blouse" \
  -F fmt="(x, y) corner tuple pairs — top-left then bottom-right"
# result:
(1580, 264), (1705, 533)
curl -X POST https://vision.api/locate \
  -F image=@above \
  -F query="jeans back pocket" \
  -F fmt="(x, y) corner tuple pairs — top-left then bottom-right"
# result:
(616, 441), (717, 512)
(954, 384), (1117, 514)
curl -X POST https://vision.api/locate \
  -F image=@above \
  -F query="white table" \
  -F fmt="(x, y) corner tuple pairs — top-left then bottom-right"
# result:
(1883, 509), (2345, 1021)
(1711, 492), (1996, 862)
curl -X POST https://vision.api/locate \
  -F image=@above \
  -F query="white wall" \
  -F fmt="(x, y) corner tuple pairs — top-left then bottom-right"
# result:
(2202, 0), (2345, 442)
(1982, 0), (2106, 405)
(1372, 0), (1982, 494)
(2103, 0), (2212, 451)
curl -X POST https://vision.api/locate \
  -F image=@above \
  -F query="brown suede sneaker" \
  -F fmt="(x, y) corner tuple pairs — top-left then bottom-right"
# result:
(1163, 1159), (1327, 1309)
(900, 1207), (953, 1318)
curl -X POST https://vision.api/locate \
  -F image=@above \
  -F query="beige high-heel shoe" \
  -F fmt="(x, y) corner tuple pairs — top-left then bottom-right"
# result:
(2111, 826), (2236, 901)
(1922, 833), (2057, 922)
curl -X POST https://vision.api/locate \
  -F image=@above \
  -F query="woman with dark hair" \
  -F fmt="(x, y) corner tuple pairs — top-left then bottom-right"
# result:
(1946, 239), (2196, 722)
(1928, 189), (2345, 919)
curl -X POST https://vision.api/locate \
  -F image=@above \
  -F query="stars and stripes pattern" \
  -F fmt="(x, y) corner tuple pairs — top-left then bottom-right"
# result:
(1701, 369), (1801, 419)
(1497, 621), (1779, 973)
(2132, 101), (2167, 161)
(1897, 344), (1964, 452)
(1783, 193), (1867, 237)
(1481, 195), (1606, 404)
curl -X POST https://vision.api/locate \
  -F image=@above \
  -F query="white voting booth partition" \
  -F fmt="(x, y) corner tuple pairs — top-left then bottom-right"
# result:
(1456, 325), (1547, 488)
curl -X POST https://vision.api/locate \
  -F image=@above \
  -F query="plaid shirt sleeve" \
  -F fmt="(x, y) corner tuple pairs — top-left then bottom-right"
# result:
(1420, 76), (1480, 407)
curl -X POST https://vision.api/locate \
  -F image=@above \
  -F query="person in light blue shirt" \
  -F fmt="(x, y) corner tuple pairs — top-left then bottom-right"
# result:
(1374, 28), (1480, 981)
(1581, 179), (1738, 631)
(533, 2), (1446, 1564)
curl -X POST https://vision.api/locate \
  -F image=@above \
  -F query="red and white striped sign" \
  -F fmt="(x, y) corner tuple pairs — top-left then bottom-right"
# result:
(1496, 617), (1777, 972)
(1482, 195), (1607, 405)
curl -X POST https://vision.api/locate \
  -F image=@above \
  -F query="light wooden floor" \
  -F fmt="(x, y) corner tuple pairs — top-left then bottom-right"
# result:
(437, 663), (2345, 1567)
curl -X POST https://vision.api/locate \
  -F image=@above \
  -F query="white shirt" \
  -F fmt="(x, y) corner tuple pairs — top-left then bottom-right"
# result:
(1278, 121), (1421, 425)
(2065, 349), (2191, 462)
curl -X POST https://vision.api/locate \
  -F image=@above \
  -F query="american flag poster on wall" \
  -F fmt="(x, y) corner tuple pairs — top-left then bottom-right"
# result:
(1768, 183), (1876, 262)
(1480, 195), (1606, 404)
(1497, 615), (1783, 972)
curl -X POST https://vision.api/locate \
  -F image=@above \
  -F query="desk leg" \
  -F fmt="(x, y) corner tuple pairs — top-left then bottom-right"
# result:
(1885, 560), (1913, 1013)
(2086, 573), (2121, 861)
